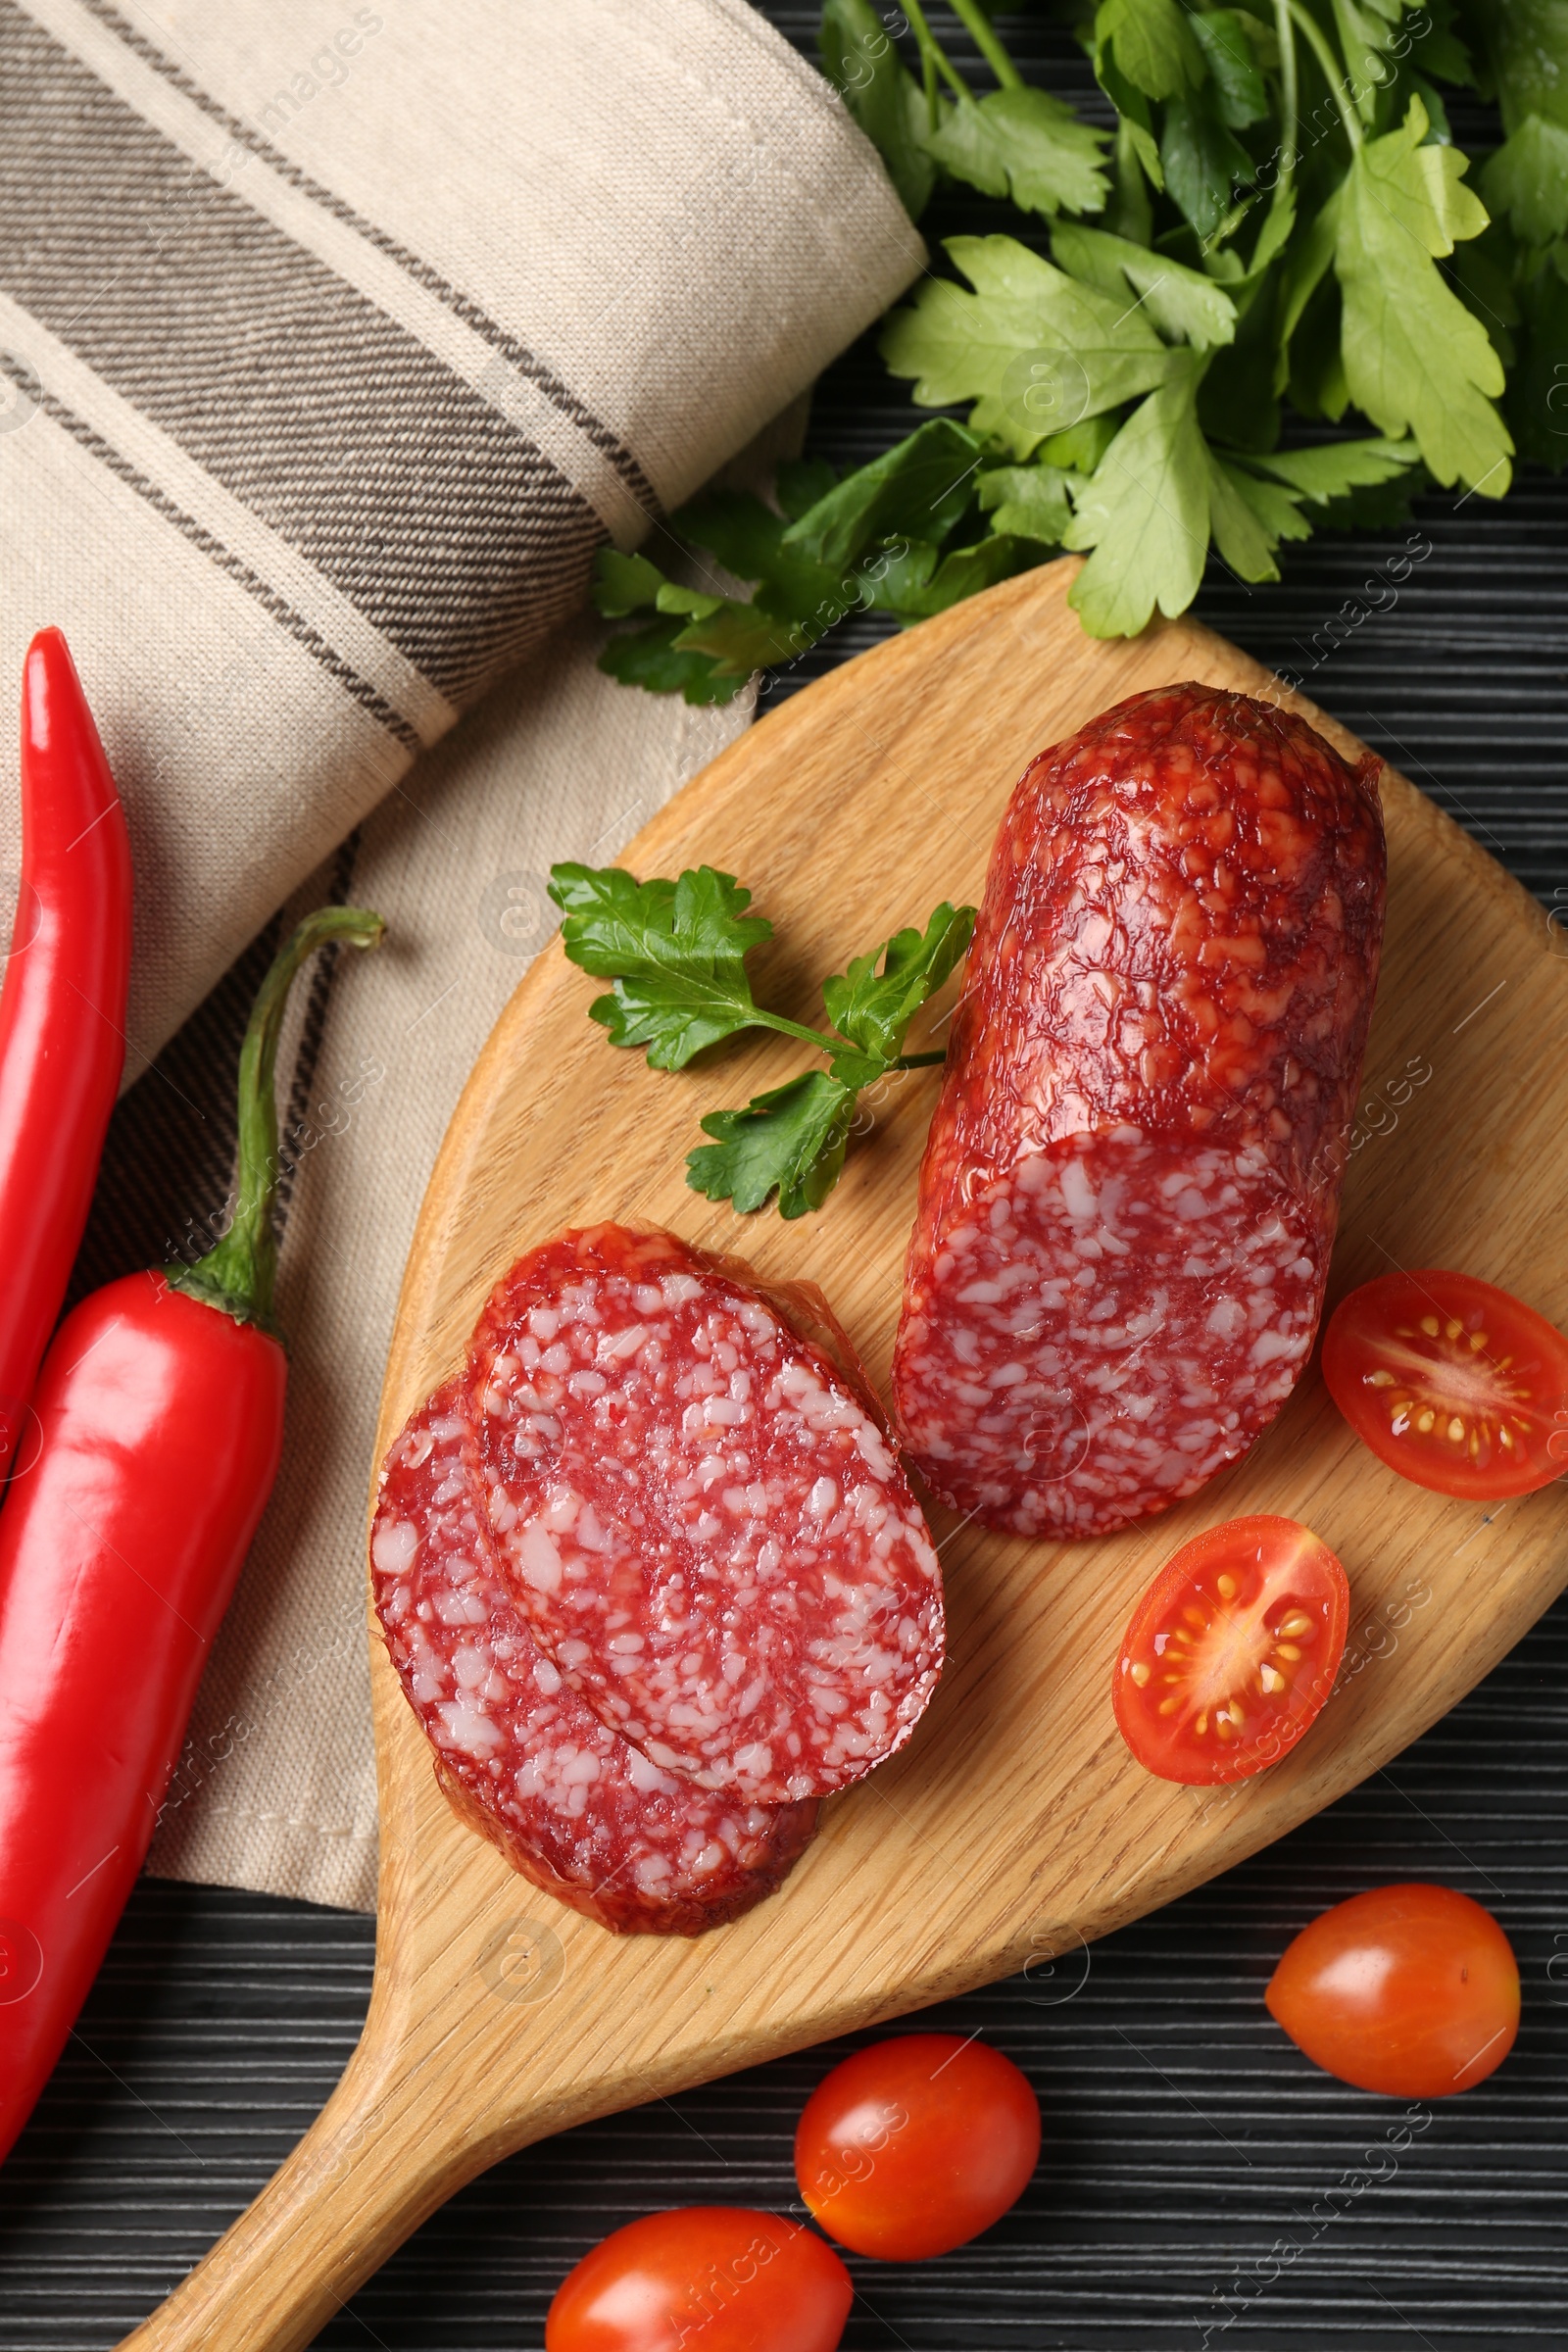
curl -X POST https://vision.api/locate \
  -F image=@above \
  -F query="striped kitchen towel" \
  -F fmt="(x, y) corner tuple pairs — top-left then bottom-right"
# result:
(3, 0), (923, 1910)
(0, 0), (921, 1069)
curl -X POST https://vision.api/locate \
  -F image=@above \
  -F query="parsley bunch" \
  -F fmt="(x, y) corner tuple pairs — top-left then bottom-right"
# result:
(596, 0), (1564, 701)
(548, 862), (973, 1217)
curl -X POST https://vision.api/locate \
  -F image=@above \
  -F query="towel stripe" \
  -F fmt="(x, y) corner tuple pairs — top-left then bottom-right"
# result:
(75, 0), (660, 518)
(0, 354), (424, 753)
(1, 0), (604, 707)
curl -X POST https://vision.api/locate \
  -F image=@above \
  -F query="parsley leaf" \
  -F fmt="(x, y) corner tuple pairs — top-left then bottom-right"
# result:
(592, 537), (816, 703)
(1160, 86), (1254, 243)
(1335, 97), (1513, 493)
(976, 461), (1075, 542)
(782, 418), (984, 567)
(1039, 416), (1122, 472)
(594, 550), (666, 616)
(1205, 450), (1307, 581)
(1242, 184), (1299, 287)
(1189, 10), (1269, 127)
(654, 586), (813, 678)
(1278, 191), (1342, 368)
(861, 537), (941, 612)
(687, 1071), (858, 1219)
(670, 491), (843, 618)
(1308, 469), (1432, 531)
(1331, 0), (1402, 125)
(555, 859), (973, 1217)
(586, 0), (1541, 675)
(775, 457), (839, 519)
(1096, 0), (1203, 100)
(1238, 435), (1421, 503)
(548, 863), (773, 1070)
(1413, 0), (1475, 87)
(596, 617), (744, 708)
(1509, 240), (1568, 471)
(881, 235), (1173, 459)
(1096, 45), (1164, 187)
(1483, 118), (1568, 246)
(1480, 0), (1568, 132)
(1051, 221), (1238, 348)
(922, 88), (1111, 218)
(887, 532), (1039, 618)
(821, 903), (976, 1061)
(1063, 348), (1211, 634)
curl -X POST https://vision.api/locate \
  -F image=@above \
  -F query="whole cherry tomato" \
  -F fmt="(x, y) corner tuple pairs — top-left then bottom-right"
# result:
(794, 2033), (1040, 2261)
(1322, 1268), (1568, 1498)
(1113, 1515), (1349, 1785)
(1267, 1884), (1520, 2097)
(545, 2207), (850, 2352)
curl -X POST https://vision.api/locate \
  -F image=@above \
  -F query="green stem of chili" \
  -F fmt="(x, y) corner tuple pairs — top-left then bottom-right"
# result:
(167, 906), (386, 1334)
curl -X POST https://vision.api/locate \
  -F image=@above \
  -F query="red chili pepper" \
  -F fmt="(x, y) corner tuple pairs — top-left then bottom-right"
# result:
(0, 903), (384, 2164)
(0, 630), (132, 1470)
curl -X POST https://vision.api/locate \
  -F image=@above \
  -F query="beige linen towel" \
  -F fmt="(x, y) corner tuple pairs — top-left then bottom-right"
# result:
(145, 616), (758, 1911)
(0, 0), (923, 1910)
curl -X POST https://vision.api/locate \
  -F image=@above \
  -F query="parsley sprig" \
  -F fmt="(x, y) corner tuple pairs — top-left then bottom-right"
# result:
(595, 0), (1560, 699)
(548, 862), (972, 1218)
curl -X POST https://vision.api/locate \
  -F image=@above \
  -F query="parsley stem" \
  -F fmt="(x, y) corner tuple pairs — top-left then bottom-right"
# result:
(948, 0), (1023, 89)
(1272, 0), (1298, 192)
(1285, 0), (1361, 150)
(750, 1009), (846, 1054)
(903, 0), (969, 103)
(747, 1015), (948, 1071)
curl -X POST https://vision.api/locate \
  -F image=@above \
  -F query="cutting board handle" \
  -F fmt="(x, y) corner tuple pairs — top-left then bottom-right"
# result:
(117, 2007), (486, 2352)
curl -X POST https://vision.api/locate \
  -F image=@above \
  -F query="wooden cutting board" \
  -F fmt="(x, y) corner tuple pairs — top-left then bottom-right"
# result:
(123, 560), (1568, 2350)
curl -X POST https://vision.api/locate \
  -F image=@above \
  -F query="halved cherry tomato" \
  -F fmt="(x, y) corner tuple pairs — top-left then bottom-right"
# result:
(794, 2032), (1040, 2261)
(1322, 1268), (1568, 1499)
(545, 2207), (851, 2352)
(1113, 1515), (1348, 1786)
(1267, 1884), (1520, 2097)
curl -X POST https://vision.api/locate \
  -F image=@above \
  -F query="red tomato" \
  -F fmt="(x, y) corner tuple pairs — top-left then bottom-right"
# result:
(794, 2032), (1040, 2261)
(1322, 1268), (1568, 1499)
(1113, 1515), (1348, 1786)
(545, 2208), (850, 2352)
(1267, 1884), (1520, 2097)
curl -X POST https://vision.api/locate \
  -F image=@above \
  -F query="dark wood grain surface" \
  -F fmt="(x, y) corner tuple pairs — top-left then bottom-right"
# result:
(2, 10), (1565, 2346)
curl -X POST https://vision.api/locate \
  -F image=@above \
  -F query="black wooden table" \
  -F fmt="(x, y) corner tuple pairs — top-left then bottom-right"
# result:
(3, 10), (1566, 2347)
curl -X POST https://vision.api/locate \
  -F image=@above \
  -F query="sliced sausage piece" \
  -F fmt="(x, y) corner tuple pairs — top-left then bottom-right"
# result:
(371, 1379), (816, 1936)
(893, 683), (1386, 1540)
(467, 1224), (944, 1804)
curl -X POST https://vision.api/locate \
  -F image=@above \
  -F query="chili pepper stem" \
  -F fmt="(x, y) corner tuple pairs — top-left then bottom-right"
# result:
(167, 906), (385, 1334)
